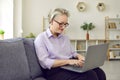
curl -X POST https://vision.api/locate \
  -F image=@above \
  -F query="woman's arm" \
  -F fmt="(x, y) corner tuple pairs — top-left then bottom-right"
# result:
(52, 59), (84, 68)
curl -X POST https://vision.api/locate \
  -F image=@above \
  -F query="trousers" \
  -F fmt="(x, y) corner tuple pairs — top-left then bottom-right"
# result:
(43, 67), (106, 80)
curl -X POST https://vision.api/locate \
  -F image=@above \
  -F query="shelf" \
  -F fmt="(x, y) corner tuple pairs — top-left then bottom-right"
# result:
(76, 50), (86, 52)
(70, 39), (106, 56)
(107, 29), (120, 31)
(109, 48), (120, 51)
(105, 17), (120, 60)
(109, 56), (120, 60)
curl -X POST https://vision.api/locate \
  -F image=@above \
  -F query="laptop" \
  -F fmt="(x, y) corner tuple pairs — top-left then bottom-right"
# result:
(61, 43), (109, 73)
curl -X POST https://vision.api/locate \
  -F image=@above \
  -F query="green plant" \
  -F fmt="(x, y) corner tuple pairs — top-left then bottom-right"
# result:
(80, 22), (95, 32)
(25, 33), (35, 38)
(0, 29), (5, 34)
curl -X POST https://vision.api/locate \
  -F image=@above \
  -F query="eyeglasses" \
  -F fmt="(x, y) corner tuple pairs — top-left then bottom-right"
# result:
(53, 19), (69, 28)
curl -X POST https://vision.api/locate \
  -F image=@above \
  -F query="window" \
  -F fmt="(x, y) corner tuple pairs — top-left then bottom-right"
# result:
(0, 0), (13, 39)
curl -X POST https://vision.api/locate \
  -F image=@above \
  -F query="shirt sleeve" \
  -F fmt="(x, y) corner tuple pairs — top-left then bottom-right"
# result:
(34, 34), (55, 69)
(66, 36), (78, 58)
(70, 43), (78, 57)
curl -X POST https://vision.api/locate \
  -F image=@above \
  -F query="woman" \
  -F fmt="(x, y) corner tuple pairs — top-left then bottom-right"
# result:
(34, 8), (106, 80)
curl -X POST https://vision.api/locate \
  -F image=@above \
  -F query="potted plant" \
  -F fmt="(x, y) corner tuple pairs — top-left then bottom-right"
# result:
(0, 29), (5, 40)
(80, 22), (95, 40)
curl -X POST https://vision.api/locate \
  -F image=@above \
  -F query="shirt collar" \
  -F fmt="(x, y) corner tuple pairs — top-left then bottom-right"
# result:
(46, 28), (63, 38)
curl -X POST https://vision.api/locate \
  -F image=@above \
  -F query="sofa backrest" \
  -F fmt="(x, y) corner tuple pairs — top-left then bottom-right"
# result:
(0, 38), (31, 80)
(22, 38), (44, 79)
(0, 38), (45, 80)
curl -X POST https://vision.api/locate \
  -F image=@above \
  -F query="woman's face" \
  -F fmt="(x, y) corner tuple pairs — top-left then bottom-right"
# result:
(50, 14), (69, 35)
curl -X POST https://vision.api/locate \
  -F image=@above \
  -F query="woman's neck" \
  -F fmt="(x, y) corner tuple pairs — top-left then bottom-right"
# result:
(49, 27), (60, 37)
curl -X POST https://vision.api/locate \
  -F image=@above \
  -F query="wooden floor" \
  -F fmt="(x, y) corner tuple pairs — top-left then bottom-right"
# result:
(100, 60), (120, 80)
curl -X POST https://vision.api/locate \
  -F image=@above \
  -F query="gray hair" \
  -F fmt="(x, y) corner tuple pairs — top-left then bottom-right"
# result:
(49, 8), (69, 23)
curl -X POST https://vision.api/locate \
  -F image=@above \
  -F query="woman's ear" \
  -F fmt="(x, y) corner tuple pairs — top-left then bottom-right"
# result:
(50, 20), (54, 25)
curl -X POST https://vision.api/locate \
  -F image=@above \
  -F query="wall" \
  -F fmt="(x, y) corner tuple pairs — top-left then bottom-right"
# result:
(22, 0), (120, 39)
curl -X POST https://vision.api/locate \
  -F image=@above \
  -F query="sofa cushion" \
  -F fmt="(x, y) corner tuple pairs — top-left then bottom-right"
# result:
(22, 38), (44, 79)
(0, 38), (31, 80)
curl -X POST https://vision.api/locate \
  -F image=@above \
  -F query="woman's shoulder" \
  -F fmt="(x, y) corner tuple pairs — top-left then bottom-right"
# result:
(37, 31), (46, 37)
(35, 32), (46, 40)
(62, 34), (69, 39)
(61, 34), (71, 42)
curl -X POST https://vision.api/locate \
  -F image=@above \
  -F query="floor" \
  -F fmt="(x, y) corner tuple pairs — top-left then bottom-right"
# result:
(100, 60), (120, 80)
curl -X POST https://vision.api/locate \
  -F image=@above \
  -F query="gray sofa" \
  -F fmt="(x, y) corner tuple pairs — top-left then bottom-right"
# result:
(0, 38), (46, 80)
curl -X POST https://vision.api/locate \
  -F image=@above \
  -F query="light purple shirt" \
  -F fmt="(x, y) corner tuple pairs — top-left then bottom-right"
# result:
(34, 28), (77, 69)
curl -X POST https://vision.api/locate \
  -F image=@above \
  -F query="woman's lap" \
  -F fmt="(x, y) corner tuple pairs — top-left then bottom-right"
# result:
(93, 68), (106, 80)
(43, 67), (106, 80)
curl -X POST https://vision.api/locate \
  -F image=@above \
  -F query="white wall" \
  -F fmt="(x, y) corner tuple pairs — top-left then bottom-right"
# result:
(22, 0), (120, 39)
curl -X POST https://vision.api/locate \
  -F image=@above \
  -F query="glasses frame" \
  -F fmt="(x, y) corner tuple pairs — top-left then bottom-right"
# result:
(53, 19), (69, 28)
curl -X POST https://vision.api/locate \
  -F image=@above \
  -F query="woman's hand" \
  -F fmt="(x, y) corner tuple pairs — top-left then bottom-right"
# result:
(76, 54), (85, 61)
(52, 54), (85, 68)
(68, 54), (85, 67)
(68, 59), (84, 67)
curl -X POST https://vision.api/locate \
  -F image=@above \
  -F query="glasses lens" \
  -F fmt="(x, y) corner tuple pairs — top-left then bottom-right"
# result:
(54, 20), (69, 28)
